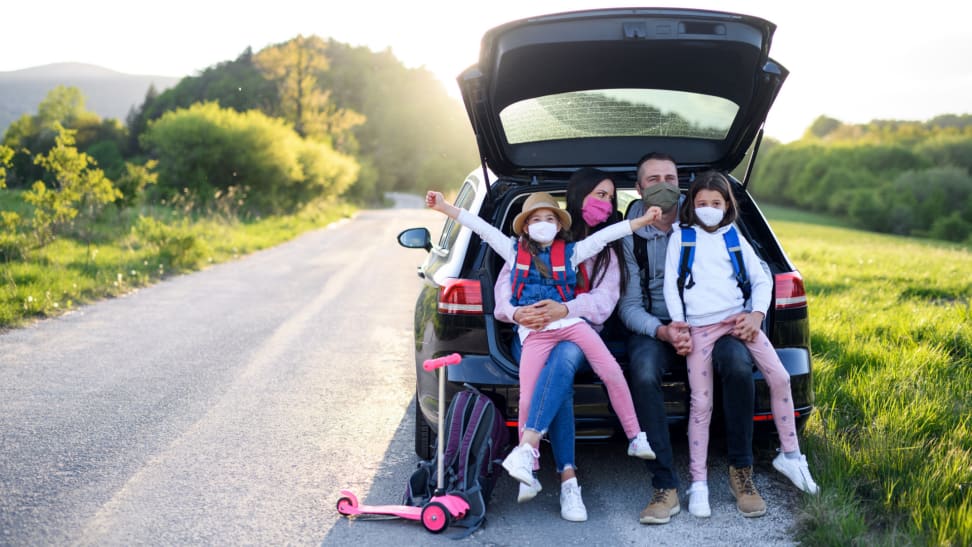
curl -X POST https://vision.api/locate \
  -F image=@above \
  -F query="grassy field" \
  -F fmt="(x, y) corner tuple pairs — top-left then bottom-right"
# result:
(765, 212), (971, 546)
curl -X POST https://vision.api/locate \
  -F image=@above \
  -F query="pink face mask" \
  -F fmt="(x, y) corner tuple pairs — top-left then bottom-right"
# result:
(581, 198), (613, 226)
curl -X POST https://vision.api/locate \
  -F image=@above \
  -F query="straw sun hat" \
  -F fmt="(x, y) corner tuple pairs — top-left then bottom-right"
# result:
(512, 192), (572, 236)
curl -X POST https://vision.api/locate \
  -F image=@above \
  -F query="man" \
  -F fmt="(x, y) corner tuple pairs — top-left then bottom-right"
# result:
(619, 152), (766, 523)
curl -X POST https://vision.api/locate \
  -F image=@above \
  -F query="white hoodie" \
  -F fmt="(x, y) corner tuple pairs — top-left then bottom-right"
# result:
(662, 224), (772, 326)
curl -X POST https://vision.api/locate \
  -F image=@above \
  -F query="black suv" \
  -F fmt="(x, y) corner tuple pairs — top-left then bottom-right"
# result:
(398, 8), (812, 459)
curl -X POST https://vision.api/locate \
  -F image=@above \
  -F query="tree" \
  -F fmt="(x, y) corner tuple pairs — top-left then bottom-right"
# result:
(804, 115), (843, 139)
(0, 144), (12, 188)
(126, 84), (159, 155)
(1, 86), (116, 188)
(254, 35), (365, 141)
(23, 124), (121, 245)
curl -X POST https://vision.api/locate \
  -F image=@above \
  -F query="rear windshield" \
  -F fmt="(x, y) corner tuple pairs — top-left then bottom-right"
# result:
(499, 89), (737, 144)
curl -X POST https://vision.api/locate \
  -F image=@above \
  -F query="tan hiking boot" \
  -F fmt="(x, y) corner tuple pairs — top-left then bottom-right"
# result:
(728, 465), (767, 517)
(638, 488), (680, 524)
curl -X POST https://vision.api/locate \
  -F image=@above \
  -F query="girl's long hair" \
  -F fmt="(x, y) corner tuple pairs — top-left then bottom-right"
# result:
(565, 167), (628, 293)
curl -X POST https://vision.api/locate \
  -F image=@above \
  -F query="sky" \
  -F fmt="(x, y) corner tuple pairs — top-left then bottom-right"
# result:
(2, 1), (971, 143)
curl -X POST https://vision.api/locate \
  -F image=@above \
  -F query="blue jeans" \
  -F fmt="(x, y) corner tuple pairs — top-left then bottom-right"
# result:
(512, 336), (592, 473)
(627, 333), (755, 490)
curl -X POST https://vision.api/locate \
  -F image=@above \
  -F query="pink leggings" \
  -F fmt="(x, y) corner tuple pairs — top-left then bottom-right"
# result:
(519, 322), (641, 441)
(687, 320), (799, 482)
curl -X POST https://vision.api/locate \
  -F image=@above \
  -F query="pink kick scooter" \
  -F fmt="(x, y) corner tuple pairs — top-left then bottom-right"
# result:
(336, 353), (470, 534)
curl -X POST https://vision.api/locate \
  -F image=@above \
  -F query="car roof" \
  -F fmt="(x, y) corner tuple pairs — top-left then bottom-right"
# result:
(458, 8), (788, 178)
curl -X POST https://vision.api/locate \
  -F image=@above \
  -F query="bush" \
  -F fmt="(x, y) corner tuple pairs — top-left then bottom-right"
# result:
(132, 216), (208, 270)
(141, 102), (359, 214)
(928, 211), (972, 242)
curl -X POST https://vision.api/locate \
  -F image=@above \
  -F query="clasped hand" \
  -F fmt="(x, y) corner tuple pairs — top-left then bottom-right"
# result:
(728, 311), (763, 342)
(513, 299), (567, 330)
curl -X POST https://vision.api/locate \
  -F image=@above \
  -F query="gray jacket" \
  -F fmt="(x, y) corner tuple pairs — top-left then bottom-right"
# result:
(618, 199), (675, 337)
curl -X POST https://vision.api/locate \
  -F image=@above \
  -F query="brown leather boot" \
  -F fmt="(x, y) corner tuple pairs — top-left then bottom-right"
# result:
(728, 465), (767, 517)
(638, 488), (680, 524)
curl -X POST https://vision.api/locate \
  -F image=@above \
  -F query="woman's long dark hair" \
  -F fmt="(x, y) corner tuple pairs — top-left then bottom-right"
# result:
(565, 167), (628, 292)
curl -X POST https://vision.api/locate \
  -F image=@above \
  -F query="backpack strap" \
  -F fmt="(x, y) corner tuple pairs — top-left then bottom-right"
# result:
(456, 394), (491, 486)
(548, 239), (573, 302)
(676, 227), (696, 319)
(631, 232), (651, 311)
(723, 226), (752, 302)
(574, 263), (590, 295)
(512, 241), (531, 300)
(442, 390), (473, 481)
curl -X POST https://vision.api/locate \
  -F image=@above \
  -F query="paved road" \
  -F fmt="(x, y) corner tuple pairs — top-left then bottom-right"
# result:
(0, 196), (799, 545)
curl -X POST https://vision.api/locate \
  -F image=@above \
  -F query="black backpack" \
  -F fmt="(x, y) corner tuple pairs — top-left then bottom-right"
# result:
(404, 386), (510, 537)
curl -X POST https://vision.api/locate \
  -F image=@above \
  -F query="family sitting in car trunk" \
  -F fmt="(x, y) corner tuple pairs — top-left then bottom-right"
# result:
(426, 153), (818, 524)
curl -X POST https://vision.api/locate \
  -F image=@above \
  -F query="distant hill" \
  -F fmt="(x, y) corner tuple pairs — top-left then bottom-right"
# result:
(0, 62), (179, 133)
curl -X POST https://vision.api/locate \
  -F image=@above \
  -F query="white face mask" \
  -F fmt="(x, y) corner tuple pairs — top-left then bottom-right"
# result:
(527, 221), (558, 244)
(695, 206), (725, 228)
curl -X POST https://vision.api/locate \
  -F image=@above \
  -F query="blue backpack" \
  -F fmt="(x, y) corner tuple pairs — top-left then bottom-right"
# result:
(676, 226), (752, 318)
(404, 386), (509, 538)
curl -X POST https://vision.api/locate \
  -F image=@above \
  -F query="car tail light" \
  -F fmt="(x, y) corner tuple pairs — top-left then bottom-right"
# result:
(438, 279), (483, 315)
(774, 272), (807, 310)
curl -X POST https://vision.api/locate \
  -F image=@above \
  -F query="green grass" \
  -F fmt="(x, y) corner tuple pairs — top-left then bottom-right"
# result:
(764, 212), (972, 546)
(759, 203), (856, 228)
(0, 196), (356, 328)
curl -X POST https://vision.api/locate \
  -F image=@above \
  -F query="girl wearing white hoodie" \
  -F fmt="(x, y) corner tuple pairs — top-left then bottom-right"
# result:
(663, 171), (819, 518)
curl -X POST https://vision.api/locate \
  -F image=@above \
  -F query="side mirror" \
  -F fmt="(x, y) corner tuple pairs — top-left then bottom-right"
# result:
(397, 227), (432, 252)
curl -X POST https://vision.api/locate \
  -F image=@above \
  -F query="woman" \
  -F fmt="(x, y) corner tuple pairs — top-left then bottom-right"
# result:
(493, 167), (631, 522)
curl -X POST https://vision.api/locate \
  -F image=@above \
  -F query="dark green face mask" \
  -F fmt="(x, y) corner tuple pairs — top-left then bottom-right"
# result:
(640, 183), (680, 213)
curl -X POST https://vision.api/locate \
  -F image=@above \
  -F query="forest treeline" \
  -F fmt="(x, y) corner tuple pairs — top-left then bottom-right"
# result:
(2, 34), (970, 254)
(0, 35), (476, 212)
(749, 114), (972, 243)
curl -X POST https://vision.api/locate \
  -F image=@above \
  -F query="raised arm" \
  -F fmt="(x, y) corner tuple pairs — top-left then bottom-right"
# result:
(426, 190), (516, 263)
(571, 205), (663, 267)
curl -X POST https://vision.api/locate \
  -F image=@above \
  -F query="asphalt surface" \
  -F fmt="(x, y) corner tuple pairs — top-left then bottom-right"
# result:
(0, 194), (801, 545)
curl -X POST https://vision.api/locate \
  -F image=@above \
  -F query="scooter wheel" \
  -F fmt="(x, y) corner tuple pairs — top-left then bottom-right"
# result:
(421, 501), (451, 533)
(336, 496), (355, 515)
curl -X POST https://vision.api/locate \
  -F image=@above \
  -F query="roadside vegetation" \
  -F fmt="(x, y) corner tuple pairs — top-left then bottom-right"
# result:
(770, 217), (971, 546)
(0, 186), (353, 328)
(748, 114), (972, 245)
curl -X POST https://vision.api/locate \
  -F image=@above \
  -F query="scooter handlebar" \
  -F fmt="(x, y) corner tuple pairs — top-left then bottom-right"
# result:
(422, 353), (461, 372)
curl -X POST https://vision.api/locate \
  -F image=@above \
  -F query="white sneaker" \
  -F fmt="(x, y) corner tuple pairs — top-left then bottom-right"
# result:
(627, 432), (656, 460)
(502, 443), (539, 486)
(517, 476), (542, 503)
(686, 482), (711, 518)
(560, 479), (588, 522)
(773, 453), (820, 495)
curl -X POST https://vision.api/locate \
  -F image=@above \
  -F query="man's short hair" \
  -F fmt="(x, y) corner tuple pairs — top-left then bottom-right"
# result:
(636, 152), (676, 172)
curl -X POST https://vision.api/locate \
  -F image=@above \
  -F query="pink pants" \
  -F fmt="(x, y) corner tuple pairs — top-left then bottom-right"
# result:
(519, 321), (641, 441)
(687, 320), (799, 482)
